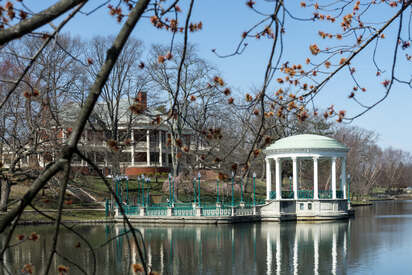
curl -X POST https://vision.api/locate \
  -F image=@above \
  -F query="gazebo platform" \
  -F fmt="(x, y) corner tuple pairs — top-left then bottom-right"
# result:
(260, 199), (349, 221)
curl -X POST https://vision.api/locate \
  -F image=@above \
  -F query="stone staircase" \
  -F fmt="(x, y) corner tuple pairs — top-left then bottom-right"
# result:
(67, 184), (97, 203)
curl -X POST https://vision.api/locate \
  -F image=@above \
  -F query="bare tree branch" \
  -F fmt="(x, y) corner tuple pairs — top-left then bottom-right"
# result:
(0, 0), (87, 45)
(0, 2), (86, 110)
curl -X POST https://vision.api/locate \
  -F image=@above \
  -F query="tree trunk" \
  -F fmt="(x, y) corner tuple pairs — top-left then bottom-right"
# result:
(112, 151), (121, 176)
(0, 180), (11, 212)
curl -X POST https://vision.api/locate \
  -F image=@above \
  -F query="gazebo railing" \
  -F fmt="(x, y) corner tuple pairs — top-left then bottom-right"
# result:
(268, 190), (345, 200)
(270, 191), (276, 199)
(146, 206), (168, 216)
(281, 191), (294, 199)
(174, 205), (196, 216)
(298, 190), (314, 199)
(124, 205), (140, 215)
(319, 190), (332, 199)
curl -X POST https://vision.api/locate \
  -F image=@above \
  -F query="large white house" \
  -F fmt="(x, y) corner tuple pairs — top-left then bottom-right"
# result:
(1, 92), (207, 177)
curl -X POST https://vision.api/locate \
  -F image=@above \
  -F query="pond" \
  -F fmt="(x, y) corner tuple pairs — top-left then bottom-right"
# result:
(1, 200), (412, 274)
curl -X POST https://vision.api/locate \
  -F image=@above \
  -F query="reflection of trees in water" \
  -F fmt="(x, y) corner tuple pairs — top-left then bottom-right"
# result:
(1, 221), (350, 275)
(0, 225), (108, 274)
(3, 202), (412, 274)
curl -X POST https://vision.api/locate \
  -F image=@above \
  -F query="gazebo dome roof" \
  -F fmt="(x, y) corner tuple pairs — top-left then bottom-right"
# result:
(265, 134), (348, 153)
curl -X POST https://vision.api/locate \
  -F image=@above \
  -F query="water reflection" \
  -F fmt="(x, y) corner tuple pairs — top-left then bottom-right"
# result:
(2, 201), (412, 275)
(108, 221), (350, 275)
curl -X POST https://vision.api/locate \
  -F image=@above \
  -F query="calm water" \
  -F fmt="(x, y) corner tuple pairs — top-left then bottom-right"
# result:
(1, 200), (412, 275)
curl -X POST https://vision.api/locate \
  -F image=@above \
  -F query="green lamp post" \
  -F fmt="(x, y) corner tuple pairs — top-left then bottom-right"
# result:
(172, 175), (175, 204)
(115, 178), (118, 202)
(137, 175), (141, 205)
(168, 173), (172, 207)
(231, 171), (234, 207)
(126, 176), (129, 205)
(253, 172), (256, 206)
(197, 172), (201, 207)
(348, 174), (351, 203)
(289, 176), (292, 191)
(141, 175), (145, 207)
(146, 177), (150, 206)
(240, 179), (244, 203)
(217, 179), (220, 204)
(193, 177), (197, 204)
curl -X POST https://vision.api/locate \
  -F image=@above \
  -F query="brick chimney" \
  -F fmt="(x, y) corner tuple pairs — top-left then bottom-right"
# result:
(136, 91), (147, 111)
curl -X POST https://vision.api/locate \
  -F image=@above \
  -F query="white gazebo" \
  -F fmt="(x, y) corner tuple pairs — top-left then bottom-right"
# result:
(261, 134), (350, 221)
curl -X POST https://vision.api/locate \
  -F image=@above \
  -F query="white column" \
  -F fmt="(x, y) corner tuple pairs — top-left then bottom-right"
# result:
(275, 158), (282, 200)
(266, 158), (272, 200)
(332, 157), (337, 199)
(159, 131), (163, 166)
(342, 157), (347, 199)
(313, 157), (319, 200)
(146, 129), (150, 166)
(131, 129), (135, 166)
(292, 157), (298, 200)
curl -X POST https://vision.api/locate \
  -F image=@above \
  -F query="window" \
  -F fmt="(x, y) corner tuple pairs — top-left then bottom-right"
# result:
(134, 152), (146, 162)
(161, 131), (166, 143)
(183, 135), (191, 146)
(308, 203), (312, 210)
(44, 152), (53, 162)
(150, 152), (159, 162)
(150, 130), (158, 143)
(120, 152), (131, 162)
(133, 130), (146, 142)
(96, 152), (105, 163)
(300, 203), (304, 210)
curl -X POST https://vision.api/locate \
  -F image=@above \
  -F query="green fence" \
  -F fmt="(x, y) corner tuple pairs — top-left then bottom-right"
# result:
(114, 199), (263, 218)
(298, 190), (314, 199)
(202, 205), (232, 216)
(123, 205), (140, 215)
(146, 206), (168, 216)
(282, 191), (294, 199)
(270, 191), (276, 199)
(319, 190), (332, 199)
(174, 205), (196, 216)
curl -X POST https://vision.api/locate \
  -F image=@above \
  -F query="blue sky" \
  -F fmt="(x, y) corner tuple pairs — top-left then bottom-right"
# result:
(29, 1), (412, 153)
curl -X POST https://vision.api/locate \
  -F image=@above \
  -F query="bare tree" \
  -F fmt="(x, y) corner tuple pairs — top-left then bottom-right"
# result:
(84, 36), (145, 175)
(145, 44), (228, 177)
